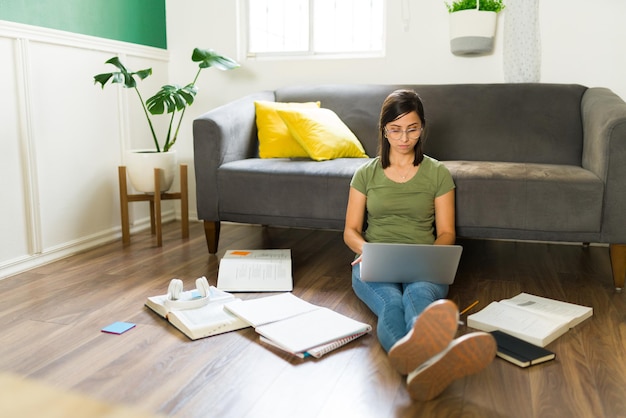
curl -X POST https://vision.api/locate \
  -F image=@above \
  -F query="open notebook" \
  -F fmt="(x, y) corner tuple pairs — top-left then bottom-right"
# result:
(225, 293), (371, 358)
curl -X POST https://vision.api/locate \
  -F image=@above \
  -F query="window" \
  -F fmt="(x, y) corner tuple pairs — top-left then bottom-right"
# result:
(246, 0), (384, 58)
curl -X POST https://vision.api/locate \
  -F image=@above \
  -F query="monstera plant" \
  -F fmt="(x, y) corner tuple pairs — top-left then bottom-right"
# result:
(94, 48), (240, 153)
(94, 48), (239, 192)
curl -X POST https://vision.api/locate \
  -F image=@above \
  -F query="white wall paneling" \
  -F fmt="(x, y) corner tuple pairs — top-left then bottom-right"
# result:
(0, 21), (171, 280)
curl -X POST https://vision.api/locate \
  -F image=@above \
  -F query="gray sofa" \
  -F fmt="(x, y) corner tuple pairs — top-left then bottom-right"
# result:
(193, 83), (626, 290)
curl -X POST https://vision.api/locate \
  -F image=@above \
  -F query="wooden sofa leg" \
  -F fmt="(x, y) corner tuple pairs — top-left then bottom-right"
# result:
(204, 221), (220, 254)
(609, 244), (626, 292)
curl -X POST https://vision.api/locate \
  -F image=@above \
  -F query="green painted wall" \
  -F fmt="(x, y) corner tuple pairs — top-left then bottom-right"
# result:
(0, 0), (167, 49)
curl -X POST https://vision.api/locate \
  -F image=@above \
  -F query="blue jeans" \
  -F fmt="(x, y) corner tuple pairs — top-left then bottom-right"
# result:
(352, 263), (449, 352)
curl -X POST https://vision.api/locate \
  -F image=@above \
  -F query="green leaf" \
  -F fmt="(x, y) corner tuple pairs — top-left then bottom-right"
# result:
(105, 56), (126, 71)
(136, 68), (153, 80)
(93, 73), (113, 88)
(191, 48), (240, 71)
(93, 56), (152, 89)
(446, 0), (505, 13)
(146, 84), (198, 115)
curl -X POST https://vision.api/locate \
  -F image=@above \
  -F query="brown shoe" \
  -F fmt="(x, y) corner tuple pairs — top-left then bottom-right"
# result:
(406, 332), (497, 401)
(388, 299), (459, 375)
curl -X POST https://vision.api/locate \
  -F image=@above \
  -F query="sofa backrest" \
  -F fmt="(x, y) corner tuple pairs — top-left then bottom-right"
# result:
(275, 83), (587, 165)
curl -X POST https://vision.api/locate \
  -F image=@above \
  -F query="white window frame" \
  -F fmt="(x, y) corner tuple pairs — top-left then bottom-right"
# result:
(239, 0), (386, 60)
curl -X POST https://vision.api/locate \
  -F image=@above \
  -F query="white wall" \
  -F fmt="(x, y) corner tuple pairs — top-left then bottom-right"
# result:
(2, 0), (625, 279)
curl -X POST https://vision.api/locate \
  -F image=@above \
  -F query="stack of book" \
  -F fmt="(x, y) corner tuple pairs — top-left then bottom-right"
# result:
(467, 293), (592, 347)
(467, 293), (593, 367)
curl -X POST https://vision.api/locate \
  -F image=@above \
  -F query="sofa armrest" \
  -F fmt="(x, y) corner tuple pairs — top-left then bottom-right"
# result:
(581, 87), (626, 243)
(193, 91), (274, 221)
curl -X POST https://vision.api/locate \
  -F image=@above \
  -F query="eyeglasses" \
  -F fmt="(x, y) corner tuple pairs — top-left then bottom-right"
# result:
(384, 127), (422, 141)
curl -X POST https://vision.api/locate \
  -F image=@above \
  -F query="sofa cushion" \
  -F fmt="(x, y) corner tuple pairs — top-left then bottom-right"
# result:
(217, 158), (370, 227)
(444, 161), (604, 233)
(255, 100), (320, 158)
(277, 107), (368, 161)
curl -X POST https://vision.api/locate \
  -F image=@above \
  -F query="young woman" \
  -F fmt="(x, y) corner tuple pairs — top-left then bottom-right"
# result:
(344, 89), (495, 401)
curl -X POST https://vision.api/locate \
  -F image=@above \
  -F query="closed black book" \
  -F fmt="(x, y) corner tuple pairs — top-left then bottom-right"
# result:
(491, 330), (556, 368)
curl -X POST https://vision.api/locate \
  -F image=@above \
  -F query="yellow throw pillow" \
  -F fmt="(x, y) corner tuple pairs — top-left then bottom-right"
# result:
(255, 101), (320, 158)
(276, 107), (368, 161)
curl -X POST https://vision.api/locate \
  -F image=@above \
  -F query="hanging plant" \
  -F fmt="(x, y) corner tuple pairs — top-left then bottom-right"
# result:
(445, 0), (505, 13)
(445, 0), (505, 56)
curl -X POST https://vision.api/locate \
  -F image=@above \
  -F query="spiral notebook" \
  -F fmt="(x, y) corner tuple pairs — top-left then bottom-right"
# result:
(260, 331), (369, 359)
(225, 293), (371, 357)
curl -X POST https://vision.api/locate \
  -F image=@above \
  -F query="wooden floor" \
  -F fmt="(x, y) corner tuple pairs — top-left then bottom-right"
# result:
(1, 221), (625, 418)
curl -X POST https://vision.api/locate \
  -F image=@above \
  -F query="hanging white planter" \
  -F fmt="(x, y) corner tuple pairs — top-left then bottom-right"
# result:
(449, 9), (498, 56)
(124, 149), (177, 193)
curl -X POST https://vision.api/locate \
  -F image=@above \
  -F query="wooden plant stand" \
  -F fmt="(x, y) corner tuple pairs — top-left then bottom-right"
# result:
(118, 164), (189, 247)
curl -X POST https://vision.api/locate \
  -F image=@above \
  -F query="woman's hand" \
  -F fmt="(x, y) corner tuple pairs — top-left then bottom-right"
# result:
(351, 254), (363, 266)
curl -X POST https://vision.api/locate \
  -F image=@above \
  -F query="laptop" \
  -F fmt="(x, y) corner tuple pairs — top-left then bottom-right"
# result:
(360, 242), (463, 284)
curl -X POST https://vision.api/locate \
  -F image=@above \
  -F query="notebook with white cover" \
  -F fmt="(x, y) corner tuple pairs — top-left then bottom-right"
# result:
(225, 293), (372, 356)
(360, 243), (463, 284)
(255, 307), (371, 354)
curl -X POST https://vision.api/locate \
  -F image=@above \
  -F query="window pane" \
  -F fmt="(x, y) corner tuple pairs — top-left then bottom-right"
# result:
(247, 0), (384, 56)
(313, 0), (383, 53)
(248, 0), (309, 54)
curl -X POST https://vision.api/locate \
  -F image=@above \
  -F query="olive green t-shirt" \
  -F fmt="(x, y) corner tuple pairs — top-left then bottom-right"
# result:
(350, 156), (455, 245)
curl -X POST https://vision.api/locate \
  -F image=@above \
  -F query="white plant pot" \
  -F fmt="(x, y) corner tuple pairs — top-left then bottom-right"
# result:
(449, 10), (498, 56)
(125, 149), (177, 193)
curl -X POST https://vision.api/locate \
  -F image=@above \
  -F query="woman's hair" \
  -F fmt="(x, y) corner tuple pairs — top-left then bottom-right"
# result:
(378, 89), (426, 168)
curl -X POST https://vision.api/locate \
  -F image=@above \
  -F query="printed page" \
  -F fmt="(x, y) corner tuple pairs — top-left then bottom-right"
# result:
(168, 302), (248, 339)
(500, 293), (593, 327)
(217, 249), (293, 291)
(222, 249), (291, 260)
(467, 301), (568, 347)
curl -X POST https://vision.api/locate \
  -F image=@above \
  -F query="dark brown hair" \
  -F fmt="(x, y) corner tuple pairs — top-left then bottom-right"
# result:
(378, 89), (426, 168)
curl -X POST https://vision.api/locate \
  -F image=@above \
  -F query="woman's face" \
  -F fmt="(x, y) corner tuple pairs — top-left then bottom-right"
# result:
(384, 111), (422, 156)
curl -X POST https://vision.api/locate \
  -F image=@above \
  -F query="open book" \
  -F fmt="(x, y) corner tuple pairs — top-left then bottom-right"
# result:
(467, 293), (593, 347)
(145, 279), (248, 340)
(217, 249), (293, 292)
(225, 293), (371, 358)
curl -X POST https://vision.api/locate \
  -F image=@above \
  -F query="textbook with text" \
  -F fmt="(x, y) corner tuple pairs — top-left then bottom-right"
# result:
(467, 293), (592, 347)
(217, 249), (293, 292)
(145, 280), (249, 340)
